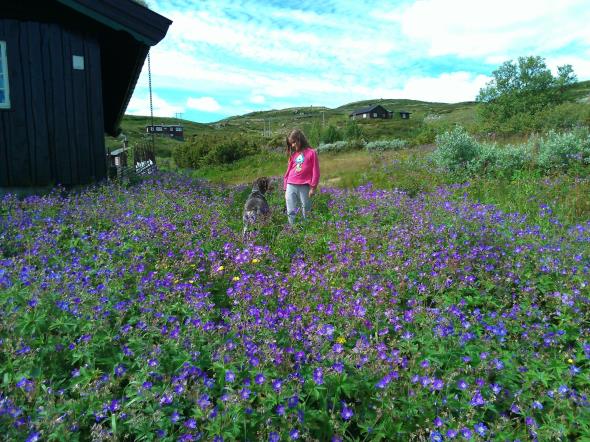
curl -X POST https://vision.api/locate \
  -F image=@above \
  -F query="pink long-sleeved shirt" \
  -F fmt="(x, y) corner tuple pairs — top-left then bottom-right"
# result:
(283, 148), (320, 190)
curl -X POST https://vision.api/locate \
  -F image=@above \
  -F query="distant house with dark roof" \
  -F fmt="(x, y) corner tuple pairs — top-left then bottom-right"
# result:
(0, 0), (172, 189)
(399, 111), (412, 119)
(349, 104), (393, 120)
(146, 124), (184, 140)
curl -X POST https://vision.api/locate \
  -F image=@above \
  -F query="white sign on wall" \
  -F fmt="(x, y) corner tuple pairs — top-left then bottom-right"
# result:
(73, 55), (85, 70)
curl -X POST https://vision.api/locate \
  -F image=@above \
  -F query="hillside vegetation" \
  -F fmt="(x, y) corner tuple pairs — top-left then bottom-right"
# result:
(108, 79), (590, 174)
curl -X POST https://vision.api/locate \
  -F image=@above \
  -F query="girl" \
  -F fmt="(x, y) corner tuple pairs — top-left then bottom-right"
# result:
(283, 128), (320, 225)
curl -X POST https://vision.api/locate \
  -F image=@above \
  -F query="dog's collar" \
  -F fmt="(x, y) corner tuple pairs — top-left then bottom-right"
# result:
(250, 189), (265, 197)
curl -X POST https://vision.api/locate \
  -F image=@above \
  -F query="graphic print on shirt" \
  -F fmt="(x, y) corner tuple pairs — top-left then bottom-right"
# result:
(295, 153), (304, 172)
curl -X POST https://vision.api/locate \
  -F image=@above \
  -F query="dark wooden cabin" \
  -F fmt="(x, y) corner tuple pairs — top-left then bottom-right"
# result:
(399, 111), (412, 119)
(349, 105), (393, 120)
(146, 124), (184, 140)
(0, 0), (172, 188)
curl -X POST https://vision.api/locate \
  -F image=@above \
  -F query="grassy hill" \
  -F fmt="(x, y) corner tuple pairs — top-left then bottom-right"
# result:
(108, 80), (590, 166)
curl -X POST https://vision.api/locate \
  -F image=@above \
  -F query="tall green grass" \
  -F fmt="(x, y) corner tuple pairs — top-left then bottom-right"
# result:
(156, 129), (590, 227)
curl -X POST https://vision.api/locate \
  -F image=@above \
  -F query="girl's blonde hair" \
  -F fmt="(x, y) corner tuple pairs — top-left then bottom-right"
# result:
(285, 128), (311, 157)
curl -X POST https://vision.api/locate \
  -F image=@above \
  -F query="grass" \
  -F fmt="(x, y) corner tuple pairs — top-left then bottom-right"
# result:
(108, 80), (590, 165)
(185, 151), (286, 184)
(160, 135), (590, 227)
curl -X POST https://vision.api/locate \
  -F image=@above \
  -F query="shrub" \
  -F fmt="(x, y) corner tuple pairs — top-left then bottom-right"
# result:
(365, 139), (408, 152)
(467, 142), (534, 176)
(432, 126), (480, 171)
(535, 102), (590, 130)
(173, 135), (260, 168)
(344, 120), (364, 141)
(411, 121), (454, 146)
(537, 128), (590, 169)
(316, 140), (350, 154)
(322, 124), (343, 144)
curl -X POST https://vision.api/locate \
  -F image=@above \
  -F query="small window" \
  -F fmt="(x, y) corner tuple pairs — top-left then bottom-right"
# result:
(155, 126), (162, 132)
(0, 41), (10, 109)
(175, 127), (182, 132)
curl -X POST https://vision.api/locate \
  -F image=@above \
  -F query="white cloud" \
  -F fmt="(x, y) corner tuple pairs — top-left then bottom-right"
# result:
(547, 53), (590, 80)
(186, 96), (221, 112)
(250, 95), (266, 104)
(126, 92), (184, 117)
(372, 72), (492, 103)
(395, 0), (590, 58)
(136, 0), (590, 122)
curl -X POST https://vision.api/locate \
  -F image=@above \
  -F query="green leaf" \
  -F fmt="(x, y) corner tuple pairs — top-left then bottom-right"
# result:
(111, 414), (117, 435)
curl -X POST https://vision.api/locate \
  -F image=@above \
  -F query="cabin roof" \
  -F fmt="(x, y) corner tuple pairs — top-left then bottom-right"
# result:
(349, 104), (390, 116)
(56, 0), (172, 46)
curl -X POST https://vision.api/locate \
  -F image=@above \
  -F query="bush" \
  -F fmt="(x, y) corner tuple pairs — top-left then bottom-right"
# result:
(344, 120), (364, 141)
(322, 124), (343, 144)
(365, 139), (408, 152)
(173, 135), (260, 168)
(535, 102), (590, 130)
(537, 128), (590, 169)
(467, 142), (534, 176)
(432, 126), (480, 171)
(316, 140), (351, 154)
(411, 121), (454, 146)
(433, 126), (590, 176)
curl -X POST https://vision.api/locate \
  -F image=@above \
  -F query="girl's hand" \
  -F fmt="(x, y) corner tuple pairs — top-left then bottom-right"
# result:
(309, 187), (315, 197)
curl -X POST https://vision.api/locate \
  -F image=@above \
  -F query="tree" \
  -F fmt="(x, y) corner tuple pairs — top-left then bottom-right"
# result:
(476, 56), (577, 131)
(321, 125), (343, 144)
(344, 120), (364, 141)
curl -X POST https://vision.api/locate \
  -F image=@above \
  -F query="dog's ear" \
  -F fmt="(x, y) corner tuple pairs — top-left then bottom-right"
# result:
(257, 177), (269, 193)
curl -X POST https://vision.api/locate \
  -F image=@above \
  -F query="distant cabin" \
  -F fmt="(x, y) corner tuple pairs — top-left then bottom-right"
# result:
(146, 124), (184, 140)
(349, 105), (393, 120)
(0, 0), (172, 189)
(399, 111), (412, 119)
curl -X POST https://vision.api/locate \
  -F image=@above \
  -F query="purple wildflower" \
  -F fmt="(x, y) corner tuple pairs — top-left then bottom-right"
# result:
(288, 395), (299, 408)
(255, 373), (265, 385)
(470, 390), (485, 407)
(474, 422), (487, 436)
(446, 428), (458, 438)
(341, 404), (354, 420)
(457, 379), (468, 390)
(313, 367), (324, 385)
(184, 418), (197, 429)
(26, 432), (41, 442)
(461, 427), (472, 439)
(114, 364), (126, 377)
(430, 431), (443, 442)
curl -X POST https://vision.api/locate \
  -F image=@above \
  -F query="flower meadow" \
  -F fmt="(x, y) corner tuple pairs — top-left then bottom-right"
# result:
(1, 173), (589, 441)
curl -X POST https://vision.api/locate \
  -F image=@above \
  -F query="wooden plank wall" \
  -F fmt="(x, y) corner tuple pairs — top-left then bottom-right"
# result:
(0, 19), (105, 187)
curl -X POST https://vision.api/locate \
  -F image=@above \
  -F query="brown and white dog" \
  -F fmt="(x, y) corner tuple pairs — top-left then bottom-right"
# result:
(242, 177), (271, 237)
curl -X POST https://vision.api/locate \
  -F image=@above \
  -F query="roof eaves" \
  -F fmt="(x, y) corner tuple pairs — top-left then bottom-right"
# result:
(56, 0), (171, 46)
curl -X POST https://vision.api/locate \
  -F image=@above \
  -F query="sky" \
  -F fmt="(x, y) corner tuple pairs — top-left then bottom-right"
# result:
(126, 0), (590, 124)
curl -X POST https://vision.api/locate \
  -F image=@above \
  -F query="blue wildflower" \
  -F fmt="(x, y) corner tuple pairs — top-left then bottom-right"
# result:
(430, 431), (443, 442)
(474, 422), (487, 436)
(341, 404), (354, 420)
(225, 370), (236, 383)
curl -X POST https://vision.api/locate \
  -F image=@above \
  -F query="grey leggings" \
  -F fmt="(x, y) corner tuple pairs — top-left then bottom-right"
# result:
(285, 183), (311, 225)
